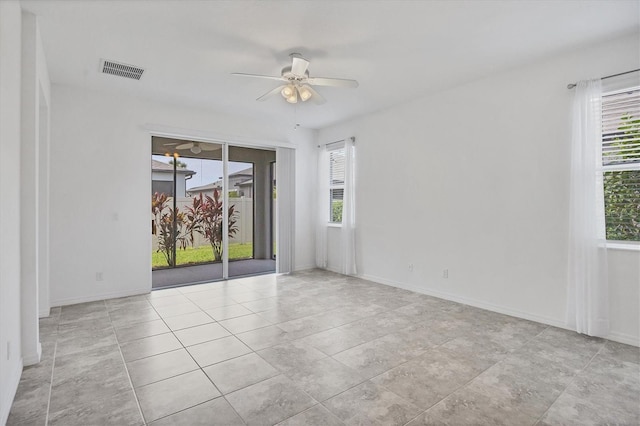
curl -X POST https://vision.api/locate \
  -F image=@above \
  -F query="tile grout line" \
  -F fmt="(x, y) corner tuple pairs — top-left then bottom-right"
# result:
(323, 336), (458, 425)
(146, 286), (249, 425)
(391, 325), (555, 426)
(183, 282), (283, 424)
(208, 287), (480, 423)
(150, 281), (332, 425)
(107, 299), (148, 425)
(47, 280), (322, 423)
(44, 311), (60, 426)
(398, 324), (589, 426)
(531, 338), (606, 425)
(107, 276), (342, 424)
(184, 287), (306, 426)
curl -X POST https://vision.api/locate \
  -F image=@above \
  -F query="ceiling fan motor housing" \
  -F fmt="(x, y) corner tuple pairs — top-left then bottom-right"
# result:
(281, 66), (310, 81)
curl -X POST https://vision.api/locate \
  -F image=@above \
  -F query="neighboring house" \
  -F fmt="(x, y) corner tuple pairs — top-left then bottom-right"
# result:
(186, 181), (221, 197)
(187, 166), (253, 198)
(237, 179), (253, 198)
(151, 159), (195, 198)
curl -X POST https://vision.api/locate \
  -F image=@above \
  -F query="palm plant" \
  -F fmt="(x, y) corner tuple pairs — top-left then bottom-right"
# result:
(152, 192), (191, 267)
(186, 189), (238, 261)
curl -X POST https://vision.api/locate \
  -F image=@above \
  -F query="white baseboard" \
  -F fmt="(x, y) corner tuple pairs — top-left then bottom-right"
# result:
(324, 266), (343, 274)
(607, 331), (640, 347)
(294, 264), (316, 272)
(1, 357), (23, 425)
(51, 287), (150, 307)
(362, 273), (566, 329)
(39, 306), (50, 318)
(22, 342), (42, 366)
(358, 273), (640, 348)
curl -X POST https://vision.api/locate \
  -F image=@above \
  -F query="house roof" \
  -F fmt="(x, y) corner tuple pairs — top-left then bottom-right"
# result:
(187, 167), (253, 193)
(229, 167), (253, 178)
(187, 182), (221, 193)
(152, 159), (195, 176)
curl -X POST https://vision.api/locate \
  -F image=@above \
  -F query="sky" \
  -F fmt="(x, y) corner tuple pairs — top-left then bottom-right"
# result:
(152, 155), (251, 190)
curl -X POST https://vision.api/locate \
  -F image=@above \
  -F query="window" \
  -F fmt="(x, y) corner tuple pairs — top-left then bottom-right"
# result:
(602, 87), (640, 242)
(329, 146), (345, 223)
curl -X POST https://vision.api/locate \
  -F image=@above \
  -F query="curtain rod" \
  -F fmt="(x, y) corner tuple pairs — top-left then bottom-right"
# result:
(318, 136), (355, 148)
(567, 68), (640, 89)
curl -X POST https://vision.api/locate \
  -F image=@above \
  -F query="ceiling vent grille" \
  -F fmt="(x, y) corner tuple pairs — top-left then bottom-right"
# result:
(101, 59), (144, 80)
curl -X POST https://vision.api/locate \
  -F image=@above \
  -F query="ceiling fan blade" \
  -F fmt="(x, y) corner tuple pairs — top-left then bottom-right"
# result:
(291, 55), (310, 76)
(175, 142), (194, 150)
(307, 77), (359, 88)
(200, 144), (221, 151)
(231, 72), (285, 82)
(305, 85), (326, 105)
(257, 85), (287, 101)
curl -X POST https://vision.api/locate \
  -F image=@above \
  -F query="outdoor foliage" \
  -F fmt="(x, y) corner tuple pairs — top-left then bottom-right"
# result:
(152, 192), (194, 267)
(186, 189), (239, 261)
(152, 243), (253, 268)
(603, 114), (640, 241)
(153, 189), (241, 267)
(332, 200), (343, 223)
(168, 159), (188, 168)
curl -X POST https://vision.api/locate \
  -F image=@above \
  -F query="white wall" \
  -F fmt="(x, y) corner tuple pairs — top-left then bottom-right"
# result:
(318, 34), (640, 346)
(38, 85), (51, 320)
(49, 85), (316, 306)
(0, 2), (24, 423)
(20, 10), (51, 367)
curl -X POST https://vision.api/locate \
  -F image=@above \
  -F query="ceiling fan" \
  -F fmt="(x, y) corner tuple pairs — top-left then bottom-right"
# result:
(164, 141), (220, 155)
(232, 53), (358, 105)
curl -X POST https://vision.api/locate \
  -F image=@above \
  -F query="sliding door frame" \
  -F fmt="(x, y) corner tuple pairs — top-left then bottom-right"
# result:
(148, 126), (291, 281)
(222, 143), (229, 279)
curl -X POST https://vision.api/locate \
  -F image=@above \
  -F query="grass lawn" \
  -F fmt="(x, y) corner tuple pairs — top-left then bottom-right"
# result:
(152, 243), (253, 268)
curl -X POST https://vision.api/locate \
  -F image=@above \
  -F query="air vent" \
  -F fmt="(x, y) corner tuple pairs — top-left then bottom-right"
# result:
(101, 59), (144, 80)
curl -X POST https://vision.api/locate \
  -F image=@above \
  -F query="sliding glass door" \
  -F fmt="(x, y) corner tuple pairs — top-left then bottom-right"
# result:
(227, 146), (276, 279)
(151, 137), (275, 288)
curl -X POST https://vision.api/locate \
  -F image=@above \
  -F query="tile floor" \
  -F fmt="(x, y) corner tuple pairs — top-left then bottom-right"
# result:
(7, 269), (640, 425)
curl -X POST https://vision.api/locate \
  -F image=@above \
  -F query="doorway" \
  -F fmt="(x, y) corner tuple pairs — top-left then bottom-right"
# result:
(150, 137), (276, 289)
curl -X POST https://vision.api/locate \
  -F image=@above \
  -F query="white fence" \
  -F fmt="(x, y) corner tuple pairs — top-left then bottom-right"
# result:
(152, 197), (253, 250)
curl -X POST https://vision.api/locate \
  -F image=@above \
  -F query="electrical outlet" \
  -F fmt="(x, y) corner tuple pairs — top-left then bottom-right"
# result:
(96, 272), (104, 281)
(443, 269), (449, 279)
(408, 263), (414, 272)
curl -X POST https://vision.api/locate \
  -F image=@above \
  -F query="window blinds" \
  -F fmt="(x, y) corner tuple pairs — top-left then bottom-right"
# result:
(602, 88), (640, 166)
(329, 148), (345, 185)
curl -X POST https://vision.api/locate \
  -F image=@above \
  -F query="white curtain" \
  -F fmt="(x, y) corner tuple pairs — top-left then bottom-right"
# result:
(316, 147), (329, 269)
(341, 138), (357, 275)
(276, 147), (295, 274)
(566, 79), (609, 337)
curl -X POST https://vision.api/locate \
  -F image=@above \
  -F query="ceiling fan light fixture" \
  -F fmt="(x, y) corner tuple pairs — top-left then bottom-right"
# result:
(190, 144), (202, 154)
(298, 85), (312, 102)
(286, 91), (298, 103)
(281, 84), (295, 98)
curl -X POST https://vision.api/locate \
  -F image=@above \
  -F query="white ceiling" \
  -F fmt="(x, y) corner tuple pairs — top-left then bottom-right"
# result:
(21, 0), (640, 129)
